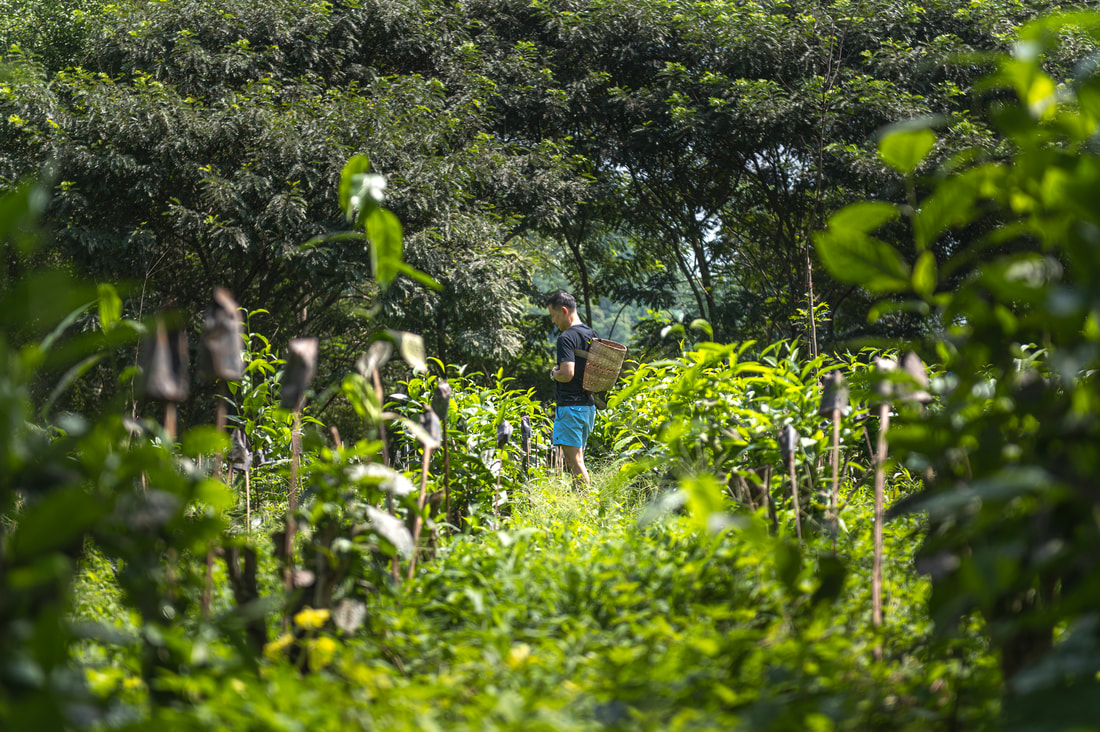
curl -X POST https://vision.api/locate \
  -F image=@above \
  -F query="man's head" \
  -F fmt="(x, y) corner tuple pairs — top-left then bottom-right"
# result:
(547, 291), (577, 331)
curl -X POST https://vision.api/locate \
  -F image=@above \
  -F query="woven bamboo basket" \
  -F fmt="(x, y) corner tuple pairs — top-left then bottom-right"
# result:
(581, 338), (627, 392)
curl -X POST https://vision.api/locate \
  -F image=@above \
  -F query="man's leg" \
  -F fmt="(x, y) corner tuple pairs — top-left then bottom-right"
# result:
(552, 405), (595, 490)
(560, 444), (589, 490)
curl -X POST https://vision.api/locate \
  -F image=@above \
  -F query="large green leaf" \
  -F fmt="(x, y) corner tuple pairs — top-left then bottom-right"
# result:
(911, 250), (938, 298)
(338, 155), (372, 222)
(912, 167), (992, 250)
(366, 208), (403, 291)
(96, 283), (122, 332)
(813, 229), (910, 294)
(8, 486), (108, 562)
(825, 201), (899, 235)
(879, 127), (937, 174)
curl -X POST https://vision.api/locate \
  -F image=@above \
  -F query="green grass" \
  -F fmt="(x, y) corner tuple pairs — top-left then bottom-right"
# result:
(65, 464), (1000, 731)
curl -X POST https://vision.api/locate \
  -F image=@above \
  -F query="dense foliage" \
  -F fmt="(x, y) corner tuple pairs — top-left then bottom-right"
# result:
(816, 10), (1100, 728)
(4, 5), (1100, 732)
(2, 0), (1092, 405)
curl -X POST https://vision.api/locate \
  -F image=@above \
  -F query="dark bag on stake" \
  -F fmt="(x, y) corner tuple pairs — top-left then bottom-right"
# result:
(197, 287), (244, 383)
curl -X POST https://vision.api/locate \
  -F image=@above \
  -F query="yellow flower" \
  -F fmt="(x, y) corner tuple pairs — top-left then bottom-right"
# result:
(263, 632), (294, 658)
(307, 635), (339, 672)
(293, 606), (331, 630)
(506, 643), (532, 670)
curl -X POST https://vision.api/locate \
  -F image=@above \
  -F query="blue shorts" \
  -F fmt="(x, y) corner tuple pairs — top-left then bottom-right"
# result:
(553, 405), (596, 448)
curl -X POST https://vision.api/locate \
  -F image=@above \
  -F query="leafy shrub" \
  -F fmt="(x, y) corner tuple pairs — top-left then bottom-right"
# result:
(815, 11), (1100, 729)
(390, 363), (554, 528)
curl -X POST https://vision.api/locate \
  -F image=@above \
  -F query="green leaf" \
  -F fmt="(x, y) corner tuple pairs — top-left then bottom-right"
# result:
(867, 298), (930, 323)
(879, 128), (937, 174)
(181, 426), (230, 458)
(96, 284), (122, 332)
(387, 329), (427, 373)
(338, 155), (371, 222)
(682, 474), (726, 535)
(913, 167), (991, 250)
(689, 319), (713, 339)
(0, 178), (46, 251)
(912, 250), (938, 298)
(774, 540), (802, 594)
(827, 202), (899, 234)
(367, 208), (403, 290)
(814, 230), (910, 294)
(195, 478), (235, 513)
(8, 486), (107, 562)
(342, 373), (381, 423)
(396, 261), (443, 291)
(810, 555), (848, 607)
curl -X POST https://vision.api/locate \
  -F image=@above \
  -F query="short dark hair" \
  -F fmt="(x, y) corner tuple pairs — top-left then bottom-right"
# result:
(547, 291), (577, 312)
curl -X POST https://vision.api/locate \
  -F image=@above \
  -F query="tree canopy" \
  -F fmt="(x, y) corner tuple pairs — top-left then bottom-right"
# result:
(1, 0), (1091, 392)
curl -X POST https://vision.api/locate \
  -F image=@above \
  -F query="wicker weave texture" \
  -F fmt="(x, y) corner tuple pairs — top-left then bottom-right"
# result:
(582, 339), (627, 392)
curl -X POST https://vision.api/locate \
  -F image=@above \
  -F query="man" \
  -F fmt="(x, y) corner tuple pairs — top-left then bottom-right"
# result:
(547, 291), (597, 489)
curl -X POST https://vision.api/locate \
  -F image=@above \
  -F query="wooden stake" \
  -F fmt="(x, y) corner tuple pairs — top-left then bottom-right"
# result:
(164, 402), (177, 443)
(284, 410), (301, 594)
(407, 445), (433, 580)
(872, 402), (890, 660)
(244, 467), (252, 537)
(787, 452), (802, 543)
(371, 369), (401, 585)
(493, 461), (502, 529)
(202, 392), (228, 618)
(443, 429), (451, 523)
(830, 408), (841, 528)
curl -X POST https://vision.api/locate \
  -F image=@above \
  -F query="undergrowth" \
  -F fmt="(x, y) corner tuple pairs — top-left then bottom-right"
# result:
(67, 463), (1001, 731)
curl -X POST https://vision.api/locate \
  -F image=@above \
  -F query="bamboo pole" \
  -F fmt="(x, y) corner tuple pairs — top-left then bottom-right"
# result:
(244, 468), (252, 537)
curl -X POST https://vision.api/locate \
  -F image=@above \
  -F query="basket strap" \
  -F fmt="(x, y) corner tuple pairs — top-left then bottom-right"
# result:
(567, 325), (600, 360)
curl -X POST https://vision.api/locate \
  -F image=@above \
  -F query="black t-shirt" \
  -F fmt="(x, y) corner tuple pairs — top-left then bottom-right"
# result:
(555, 323), (596, 407)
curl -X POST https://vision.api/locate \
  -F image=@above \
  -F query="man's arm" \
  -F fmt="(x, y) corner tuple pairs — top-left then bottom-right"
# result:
(551, 361), (575, 382)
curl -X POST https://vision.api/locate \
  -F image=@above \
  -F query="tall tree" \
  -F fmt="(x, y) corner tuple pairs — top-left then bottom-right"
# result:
(0, 0), (584, 383)
(468, 0), (1074, 346)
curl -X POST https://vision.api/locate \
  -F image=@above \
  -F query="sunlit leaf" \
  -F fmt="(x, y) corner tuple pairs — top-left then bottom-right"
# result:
(338, 155), (371, 222)
(813, 230), (910, 294)
(347, 463), (414, 497)
(689, 319), (713, 339)
(96, 284), (122, 332)
(879, 127), (937, 174)
(826, 202), (899, 234)
(195, 478), (235, 513)
(366, 208), (403, 290)
(364, 506), (414, 558)
(912, 250), (938, 298)
(386, 329), (427, 373)
(181, 426), (230, 457)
